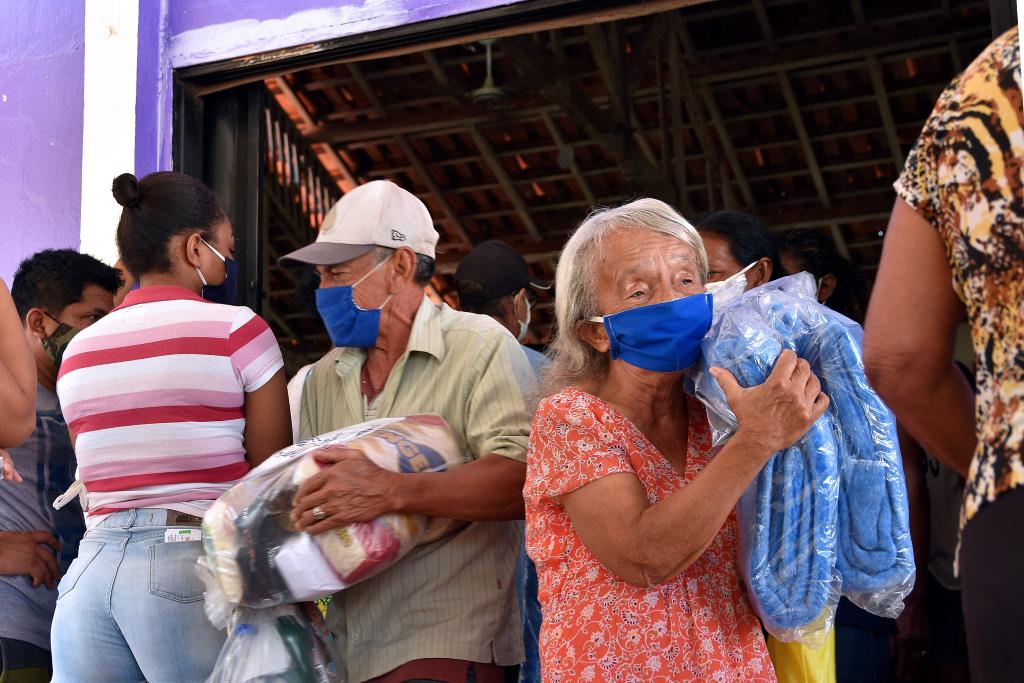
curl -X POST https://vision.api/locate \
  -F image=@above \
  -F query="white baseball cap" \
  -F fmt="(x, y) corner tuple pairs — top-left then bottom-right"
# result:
(278, 180), (439, 267)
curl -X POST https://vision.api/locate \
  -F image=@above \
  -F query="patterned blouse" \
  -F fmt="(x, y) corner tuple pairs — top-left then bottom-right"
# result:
(524, 387), (775, 682)
(894, 28), (1024, 526)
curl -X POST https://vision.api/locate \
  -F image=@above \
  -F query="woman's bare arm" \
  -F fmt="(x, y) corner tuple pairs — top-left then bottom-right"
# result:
(562, 351), (828, 587)
(0, 279), (35, 446)
(242, 369), (292, 467)
(864, 199), (976, 475)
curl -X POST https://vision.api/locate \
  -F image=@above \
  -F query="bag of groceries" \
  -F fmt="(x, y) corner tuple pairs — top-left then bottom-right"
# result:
(206, 603), (342, 683)
(201, 414), (463, 610)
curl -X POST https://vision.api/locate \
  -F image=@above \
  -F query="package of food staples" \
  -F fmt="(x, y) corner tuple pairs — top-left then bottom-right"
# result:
(205, 603), (342, 683)
(201, 414), (463, 611)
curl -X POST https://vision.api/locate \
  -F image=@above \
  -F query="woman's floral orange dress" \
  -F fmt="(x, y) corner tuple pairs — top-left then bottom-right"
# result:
(525, 387), (775, 682)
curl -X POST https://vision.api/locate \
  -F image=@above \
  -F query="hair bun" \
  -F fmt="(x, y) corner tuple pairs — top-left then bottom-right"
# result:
(112, 173), (141, 209)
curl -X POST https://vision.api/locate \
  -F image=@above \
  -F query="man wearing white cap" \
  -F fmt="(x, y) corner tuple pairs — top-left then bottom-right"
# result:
(282, 181), (531, 683)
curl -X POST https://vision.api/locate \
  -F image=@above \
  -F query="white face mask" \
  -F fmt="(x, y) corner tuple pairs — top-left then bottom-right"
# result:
(705, 261), (757, 319)
(516, 294), (531, 343)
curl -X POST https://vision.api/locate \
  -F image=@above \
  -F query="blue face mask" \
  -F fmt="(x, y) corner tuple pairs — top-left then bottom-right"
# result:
(315, 258), (393, 348)
(589, 292), (714, 372)
(197, 238), (238, 305)
(202, 255), (238, 305)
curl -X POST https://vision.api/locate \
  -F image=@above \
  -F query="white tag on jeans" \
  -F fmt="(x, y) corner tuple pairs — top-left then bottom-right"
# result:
(164, 528), (202, 543)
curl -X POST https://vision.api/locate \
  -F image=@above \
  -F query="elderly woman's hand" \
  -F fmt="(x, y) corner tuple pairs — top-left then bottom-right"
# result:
(710, 349), (829, 455)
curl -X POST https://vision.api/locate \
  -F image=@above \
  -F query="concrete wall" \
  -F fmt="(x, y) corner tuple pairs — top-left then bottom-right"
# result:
(0, 1), (86, 282)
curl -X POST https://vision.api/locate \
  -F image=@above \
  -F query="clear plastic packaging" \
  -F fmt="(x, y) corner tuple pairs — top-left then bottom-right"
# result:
(796, 300), (915, 619)
(206, 603), (342, 683)
(201, 415), (463, 609)
(692, 273), (914, 642)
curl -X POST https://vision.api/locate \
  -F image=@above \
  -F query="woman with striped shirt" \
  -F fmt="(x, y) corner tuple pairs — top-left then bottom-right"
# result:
(51, 171), (291, 682)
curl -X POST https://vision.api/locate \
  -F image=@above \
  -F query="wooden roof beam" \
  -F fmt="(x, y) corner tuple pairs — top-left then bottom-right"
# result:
(626, 17), (669, 85)
(271, 77), (315, 130)
(422, 50), (451, 88)
(672, 16), (726, 209)
(829, 224), (853, 259)
(541, 112), (596, 206)
(752, 0), (778, 51)
(321, 83), (702, 146)
(270, 76), (357, 193)
(776, 67), (855, 262)
(866, 53), (904, 171)
(700, 88), (755, 207)
(949, 38), (963, 72)
(469, 126), (542, 240)
(667, 20), (691, 213)
(585, 23), (626, 125)
(396, 135), (473, 248)
(779, 71), (831, 209)
(346, 62), (471, 248)
(302, 19), (693, 88)
(435, 234), (570, 264)
(691, 18), (988, 83)
(499, 34), (676, 203)
(346, 62), (387, 113)
(434, 248), (563, 274)
(851, 0), (867, 27)
(759, 194), (893, 230)
(461, 195), (629, 221)
(584, 23), (660, 170)
(310, 106), (549, 144)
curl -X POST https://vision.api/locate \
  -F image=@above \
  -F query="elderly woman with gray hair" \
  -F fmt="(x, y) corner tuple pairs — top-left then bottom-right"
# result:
(524, 198), (829, 681)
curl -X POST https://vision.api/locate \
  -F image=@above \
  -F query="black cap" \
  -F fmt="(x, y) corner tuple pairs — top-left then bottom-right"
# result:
(454, 240), (551, 305)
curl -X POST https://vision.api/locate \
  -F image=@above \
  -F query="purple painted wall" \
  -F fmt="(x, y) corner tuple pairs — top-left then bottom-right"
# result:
(1, 0), (521, 282)
(168, 0), (343, 34)
(135, 0), (522, 171)
(0, 1), (86, 282)
(135, 0), (167, 177)
(167, 0), (520, 36)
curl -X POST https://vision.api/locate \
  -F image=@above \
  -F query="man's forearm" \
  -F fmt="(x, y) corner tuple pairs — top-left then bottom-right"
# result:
(391, 453), (526, 521)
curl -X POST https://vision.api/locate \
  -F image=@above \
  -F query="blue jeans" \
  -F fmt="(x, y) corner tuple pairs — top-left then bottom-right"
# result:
(514, 539), (541, 683)
(50, 509), (225, 683)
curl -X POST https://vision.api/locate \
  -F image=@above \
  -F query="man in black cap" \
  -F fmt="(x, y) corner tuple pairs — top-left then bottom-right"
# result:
(454, 240), (549, 380)
(454, 240), (549, 683)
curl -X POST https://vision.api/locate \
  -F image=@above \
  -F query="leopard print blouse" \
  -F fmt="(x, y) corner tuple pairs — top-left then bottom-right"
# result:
(894, 28), (1023, 527)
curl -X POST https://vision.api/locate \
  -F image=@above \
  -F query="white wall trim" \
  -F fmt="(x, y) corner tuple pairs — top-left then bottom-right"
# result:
(80, 0), (139, 266)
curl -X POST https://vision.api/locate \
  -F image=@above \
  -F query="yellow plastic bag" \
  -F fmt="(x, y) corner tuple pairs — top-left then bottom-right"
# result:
(766, 629), (836, 683)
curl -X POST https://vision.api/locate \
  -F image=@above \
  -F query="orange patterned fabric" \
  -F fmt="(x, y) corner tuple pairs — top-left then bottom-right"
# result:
(525, 387), (775, 682)
(894, 28), (1024, 526)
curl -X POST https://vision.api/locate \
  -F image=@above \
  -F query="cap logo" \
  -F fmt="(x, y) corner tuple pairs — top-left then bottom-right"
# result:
(391, 229), (406, 242)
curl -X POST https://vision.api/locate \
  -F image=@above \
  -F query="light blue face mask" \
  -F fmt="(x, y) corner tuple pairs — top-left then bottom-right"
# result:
(588, 292), (714, 372)
(315, 258), (393, 348)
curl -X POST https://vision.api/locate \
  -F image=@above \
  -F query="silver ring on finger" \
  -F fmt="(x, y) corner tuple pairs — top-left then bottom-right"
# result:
(312, 506), (327, 521)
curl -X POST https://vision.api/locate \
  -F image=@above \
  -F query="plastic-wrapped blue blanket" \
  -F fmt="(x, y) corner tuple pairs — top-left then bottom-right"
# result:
(692, 274), (914, 644)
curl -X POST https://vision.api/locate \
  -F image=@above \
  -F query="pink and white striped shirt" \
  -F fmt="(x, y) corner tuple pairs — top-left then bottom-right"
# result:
(56, 286), (283, 524)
